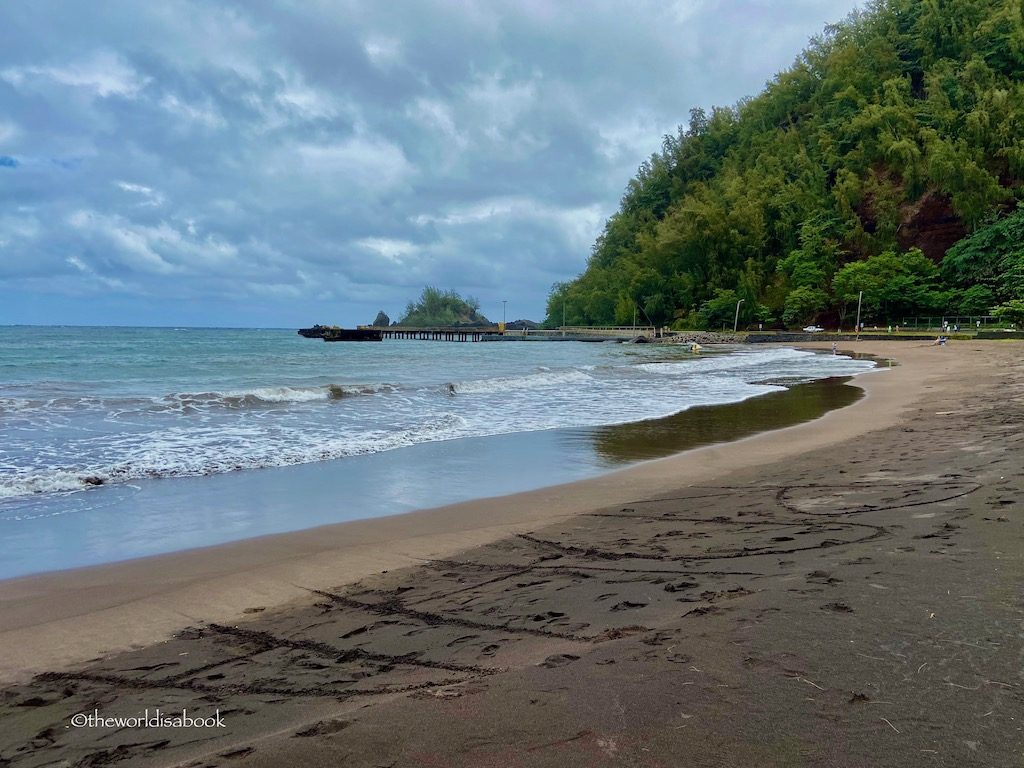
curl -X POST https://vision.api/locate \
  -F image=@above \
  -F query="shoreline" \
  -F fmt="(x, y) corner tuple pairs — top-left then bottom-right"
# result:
(0, 365), (865, 582)
(3, 339), (1022, 767)
(0, 342), (923, 684)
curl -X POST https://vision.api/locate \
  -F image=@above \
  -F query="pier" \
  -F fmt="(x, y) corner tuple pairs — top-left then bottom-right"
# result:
(359, 325), (659, 342)
(300, 325), (660, 342)
(359, 326), (500, 341)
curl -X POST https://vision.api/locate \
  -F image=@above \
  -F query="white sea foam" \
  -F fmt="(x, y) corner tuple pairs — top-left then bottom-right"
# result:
(637, 347), (808, 374)
(160, 383), (399, 409)
(0, 341), (875, 502)
(0, 471), (93, 499)
(452, 368), (592, 394)
(0, 412), (470, 500)
(229, 386), (330, 403)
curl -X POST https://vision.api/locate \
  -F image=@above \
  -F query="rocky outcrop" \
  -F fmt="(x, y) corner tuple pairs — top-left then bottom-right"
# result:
(656, 331), (745, 345)
(897, 190), (967, 262)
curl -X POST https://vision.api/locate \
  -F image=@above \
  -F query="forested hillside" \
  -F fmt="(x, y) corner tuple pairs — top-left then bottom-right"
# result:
(546, 0), (1024, 329)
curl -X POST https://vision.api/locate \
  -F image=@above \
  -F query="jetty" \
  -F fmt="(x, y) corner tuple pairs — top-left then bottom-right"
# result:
(298, 326), (382, 341)
(324, 328), (382, 342)
(297, 325), (336, 338)
(366, 325), (660, 342)
(365, 326), (498, 342)
(299, 325), (660, 342)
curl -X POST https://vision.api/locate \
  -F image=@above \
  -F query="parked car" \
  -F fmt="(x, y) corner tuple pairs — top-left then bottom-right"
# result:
(803, 325), (825, 333)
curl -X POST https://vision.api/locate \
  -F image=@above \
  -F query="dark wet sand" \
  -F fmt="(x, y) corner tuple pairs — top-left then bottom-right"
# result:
(1, 341), (1022, 767)
(579, 373), (864, 463)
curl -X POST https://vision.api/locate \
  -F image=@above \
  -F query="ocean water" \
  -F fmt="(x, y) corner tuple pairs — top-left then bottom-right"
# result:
(0, 326), (877, 577)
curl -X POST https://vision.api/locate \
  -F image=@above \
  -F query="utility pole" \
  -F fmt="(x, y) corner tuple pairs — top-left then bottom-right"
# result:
(733, 299), (745, 332)
(562, 301), (566, 337)
(636, 302), (656, 338)
(502, 299), (507, 330)
(855, 291), (863, 339)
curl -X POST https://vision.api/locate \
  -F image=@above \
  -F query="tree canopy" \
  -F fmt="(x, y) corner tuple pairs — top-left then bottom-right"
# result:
(942, 203), (1024, 305)
(546, 0), (1024, 329)
(398, 287), (490, 327)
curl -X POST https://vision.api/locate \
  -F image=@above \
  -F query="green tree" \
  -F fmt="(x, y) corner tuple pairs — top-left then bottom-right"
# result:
(698, 289), (742, 329)
(832, 261), (876, 325)
(942, 205), (1024, 301)
(400, 287), (489, 327)
(832, 248), (941, 321)
(957, 285), (996, 315)
(993, 299), (1024, 325)
(783, 286), (828, 326)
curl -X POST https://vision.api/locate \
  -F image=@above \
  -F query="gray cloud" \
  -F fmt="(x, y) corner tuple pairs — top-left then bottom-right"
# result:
(0, 0), (860, 326)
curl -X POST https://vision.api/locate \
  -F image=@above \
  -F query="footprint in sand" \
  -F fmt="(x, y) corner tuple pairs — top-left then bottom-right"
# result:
(539, 654), (580, 668)
(820, 602), (854, 613)
(294, 720), (351, 738)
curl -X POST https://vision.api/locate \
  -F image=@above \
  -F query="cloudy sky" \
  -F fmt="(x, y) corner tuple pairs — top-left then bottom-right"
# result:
(0, 0), (860, 327)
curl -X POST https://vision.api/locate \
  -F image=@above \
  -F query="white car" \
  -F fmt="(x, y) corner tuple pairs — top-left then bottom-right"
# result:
(803, 325), (825, 333)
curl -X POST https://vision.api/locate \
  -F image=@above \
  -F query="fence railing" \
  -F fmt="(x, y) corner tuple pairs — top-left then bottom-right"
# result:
(897, 315), (997, 330)
(557, 325), (655, 332)
(555, 326), (657, 337)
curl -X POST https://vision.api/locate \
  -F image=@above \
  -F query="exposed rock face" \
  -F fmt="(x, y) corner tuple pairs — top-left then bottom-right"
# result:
(898, 191), (967, 262)
(371, 311), (391, 327)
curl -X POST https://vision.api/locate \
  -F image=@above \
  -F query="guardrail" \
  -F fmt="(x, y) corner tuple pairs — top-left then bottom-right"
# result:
(556, 326), (657, 337)
(351, 325), (661, 341)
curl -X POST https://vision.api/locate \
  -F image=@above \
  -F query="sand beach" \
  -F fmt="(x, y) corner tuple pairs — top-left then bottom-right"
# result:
(1, 340), (1022, 767)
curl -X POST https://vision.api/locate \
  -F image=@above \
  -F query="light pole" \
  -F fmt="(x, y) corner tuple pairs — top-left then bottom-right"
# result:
(502, 299), (507, 328)
(733, 299), (745, 332)
(854, 291), (863, 339)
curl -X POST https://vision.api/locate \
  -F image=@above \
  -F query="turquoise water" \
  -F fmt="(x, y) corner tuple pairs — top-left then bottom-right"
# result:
(0, 326), (876, 576)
